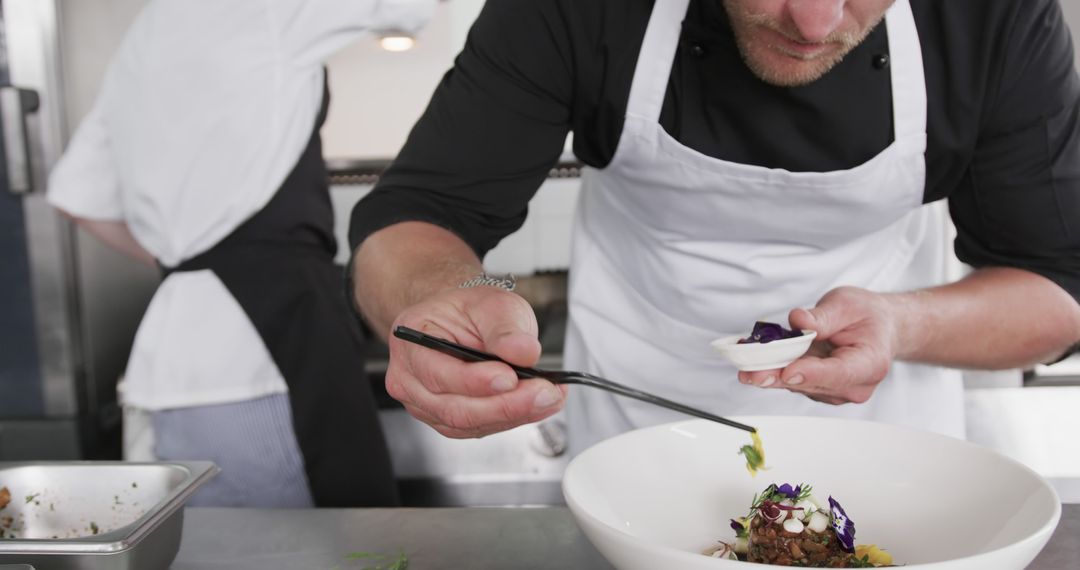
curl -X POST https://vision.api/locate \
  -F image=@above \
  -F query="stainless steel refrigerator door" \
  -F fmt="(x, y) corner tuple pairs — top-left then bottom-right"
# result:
(1, 0), (81, 458)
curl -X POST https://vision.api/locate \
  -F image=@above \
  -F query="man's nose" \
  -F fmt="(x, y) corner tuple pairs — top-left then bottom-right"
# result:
(785, 0), (846, 42)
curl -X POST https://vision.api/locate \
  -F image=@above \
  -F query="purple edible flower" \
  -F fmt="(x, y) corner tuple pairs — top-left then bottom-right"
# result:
(828, 496), (856, 553)
(737, 321), (803, 344)
(775, 483), (801, 500)
(730, 517), (749, 539)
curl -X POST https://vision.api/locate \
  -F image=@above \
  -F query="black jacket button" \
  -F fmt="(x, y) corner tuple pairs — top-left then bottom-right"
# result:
(873, 54), (890, 69)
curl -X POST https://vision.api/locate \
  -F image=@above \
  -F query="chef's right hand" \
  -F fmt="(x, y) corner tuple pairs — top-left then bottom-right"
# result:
(385, 286), (568, 438)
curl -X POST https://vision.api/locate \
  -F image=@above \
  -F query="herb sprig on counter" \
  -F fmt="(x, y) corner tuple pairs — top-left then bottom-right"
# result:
(344, 549), (408, 570)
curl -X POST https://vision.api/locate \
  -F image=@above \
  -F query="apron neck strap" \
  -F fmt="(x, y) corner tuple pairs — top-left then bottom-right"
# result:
(885, 0), (927, 139)
(625, 0), (690, 123)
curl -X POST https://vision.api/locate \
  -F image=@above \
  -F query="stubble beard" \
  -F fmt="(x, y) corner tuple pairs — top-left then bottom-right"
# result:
(723, 1), (886, 87)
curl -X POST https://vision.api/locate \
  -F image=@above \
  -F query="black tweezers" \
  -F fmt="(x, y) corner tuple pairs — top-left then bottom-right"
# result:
(393, 326), (757, 434)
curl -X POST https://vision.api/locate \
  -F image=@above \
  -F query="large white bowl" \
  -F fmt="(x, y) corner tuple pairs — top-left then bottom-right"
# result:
(563, 417), (1060, 570)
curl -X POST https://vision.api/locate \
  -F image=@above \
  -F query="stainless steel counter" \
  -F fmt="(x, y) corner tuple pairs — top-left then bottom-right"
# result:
(172, 505), (1078, 569)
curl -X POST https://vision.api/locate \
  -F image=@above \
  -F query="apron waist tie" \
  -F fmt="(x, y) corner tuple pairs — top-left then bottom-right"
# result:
(159, 241), (331, 279)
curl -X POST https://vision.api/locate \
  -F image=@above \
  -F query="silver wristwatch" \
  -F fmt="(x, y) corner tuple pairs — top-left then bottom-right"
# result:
(459, 272), (517, 292)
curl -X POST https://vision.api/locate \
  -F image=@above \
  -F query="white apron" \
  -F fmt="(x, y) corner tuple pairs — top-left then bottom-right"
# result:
(563, 0), (964, 454)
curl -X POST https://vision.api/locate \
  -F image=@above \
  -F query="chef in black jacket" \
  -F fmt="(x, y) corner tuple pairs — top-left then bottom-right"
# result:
(48, 0), (434, 506)
(349, 0), (1080, 452)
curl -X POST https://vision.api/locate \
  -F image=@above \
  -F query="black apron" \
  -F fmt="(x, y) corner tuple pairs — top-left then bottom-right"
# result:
(161, 79), (398, 507)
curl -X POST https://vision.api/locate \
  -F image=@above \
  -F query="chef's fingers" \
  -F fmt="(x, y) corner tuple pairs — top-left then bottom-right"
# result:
(387, 337), (567, 438)
(467, 288), (543, 368)
(385, 287), (551, 436)
(402, 402), (441, 427)
(788, 306), (822, 335)
(386, 361), (478, 429)
(408, 346), (533, 398)
(803, 393), (850, 406)
(779, 344), (886, 404)
(789, 287), (882, 341)
(402, 401), (493, 439)
(738, 369), (783, 387)
(403, 287), (542, 398)
(388, 298), (539, 398)
(396, 377), (567, 439)
(737, 338), (834, 385)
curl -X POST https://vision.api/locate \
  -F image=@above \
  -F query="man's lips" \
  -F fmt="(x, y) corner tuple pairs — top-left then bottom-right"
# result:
(762, 27), (835, 59)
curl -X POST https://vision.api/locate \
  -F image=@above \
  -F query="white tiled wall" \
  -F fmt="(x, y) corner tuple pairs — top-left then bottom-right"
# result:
(331, 177), (581, 274)
(482, 178), (580, 275)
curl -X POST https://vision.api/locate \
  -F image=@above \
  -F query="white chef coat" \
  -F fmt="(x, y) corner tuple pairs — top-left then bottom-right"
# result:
(47, 0), (434, 410)
(563, 0), (965, 454)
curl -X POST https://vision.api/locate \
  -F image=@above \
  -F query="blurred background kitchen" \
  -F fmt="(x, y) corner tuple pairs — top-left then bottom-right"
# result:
(2, 0), (1079, 505)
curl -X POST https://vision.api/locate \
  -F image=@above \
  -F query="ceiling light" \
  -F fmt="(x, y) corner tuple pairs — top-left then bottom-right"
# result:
(378, 34), (416, 52)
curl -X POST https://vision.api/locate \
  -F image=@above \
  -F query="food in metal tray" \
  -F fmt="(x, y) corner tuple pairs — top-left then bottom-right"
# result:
(704, 483), (893, 567)
(0, 481), (145, 539)
(0, 461), (218, 570)
(0, 486), (11, 539)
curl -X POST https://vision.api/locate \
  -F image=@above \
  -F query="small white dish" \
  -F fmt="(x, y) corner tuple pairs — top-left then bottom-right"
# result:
(709, 330), (817, 371)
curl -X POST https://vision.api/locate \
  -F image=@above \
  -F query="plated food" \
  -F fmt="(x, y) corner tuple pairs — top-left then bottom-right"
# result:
(705, 483), (892, 567)
(564, 416), (1060, 570)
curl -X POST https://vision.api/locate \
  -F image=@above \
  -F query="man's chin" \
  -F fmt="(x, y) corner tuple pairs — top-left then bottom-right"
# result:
(742, 51), (845, 87)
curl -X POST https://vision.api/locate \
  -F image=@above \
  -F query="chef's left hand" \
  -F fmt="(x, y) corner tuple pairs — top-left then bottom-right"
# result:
(737, 286), (901, 405)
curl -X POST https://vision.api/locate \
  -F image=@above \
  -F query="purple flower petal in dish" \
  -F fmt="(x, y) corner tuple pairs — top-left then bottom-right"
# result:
(737, 321), (804, 344)
(730, 517), (749, 539)
(829, 496), (856, 552)
(775, 483), (801, 500)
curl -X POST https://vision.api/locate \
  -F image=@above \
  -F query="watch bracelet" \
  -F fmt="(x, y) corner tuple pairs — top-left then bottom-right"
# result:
(459, 272), (517, 292)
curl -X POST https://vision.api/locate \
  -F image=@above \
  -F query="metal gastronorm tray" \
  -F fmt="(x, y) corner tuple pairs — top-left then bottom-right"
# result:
(0, 461), (218, 570)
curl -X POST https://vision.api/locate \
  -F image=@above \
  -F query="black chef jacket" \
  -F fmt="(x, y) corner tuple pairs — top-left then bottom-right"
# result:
(351, 0), (1080, 304)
